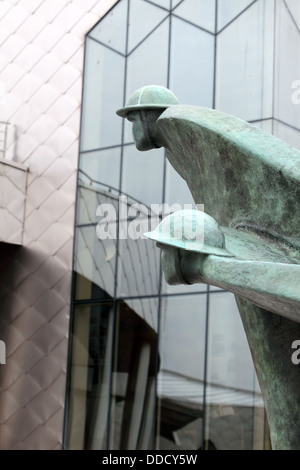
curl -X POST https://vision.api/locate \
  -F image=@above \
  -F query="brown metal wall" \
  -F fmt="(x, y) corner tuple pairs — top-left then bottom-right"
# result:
(0, 0), (117, 450)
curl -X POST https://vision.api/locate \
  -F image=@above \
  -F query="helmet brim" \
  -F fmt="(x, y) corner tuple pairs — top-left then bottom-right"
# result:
(144, 232), (234, 258)
(116, 103), (172, 118)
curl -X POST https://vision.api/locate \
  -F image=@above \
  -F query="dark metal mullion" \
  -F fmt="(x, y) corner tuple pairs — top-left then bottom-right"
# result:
(106, 0), (131, 451)
(171, 0), (184, 12)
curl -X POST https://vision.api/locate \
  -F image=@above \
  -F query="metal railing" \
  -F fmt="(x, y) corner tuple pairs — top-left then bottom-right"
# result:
(0, 121), (10, 159)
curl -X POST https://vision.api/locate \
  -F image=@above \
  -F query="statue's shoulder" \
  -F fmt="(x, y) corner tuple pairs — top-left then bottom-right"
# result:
(157, 104), (300, 173)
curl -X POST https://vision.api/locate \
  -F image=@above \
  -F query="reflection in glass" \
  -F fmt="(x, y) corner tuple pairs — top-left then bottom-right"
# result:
(157, 295), (208, 450)
(74, 170), (119, 301)
(74, 224), (117, 301)
(117, 228), (161, 298)
(117, 144), (164, 298)
(80, 39), (125, 151)
(170, 16), (214, 107)
(204, 292), (267, 450)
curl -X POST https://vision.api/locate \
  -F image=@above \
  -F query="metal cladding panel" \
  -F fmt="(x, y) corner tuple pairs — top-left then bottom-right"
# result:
(0, 0), (118, 450)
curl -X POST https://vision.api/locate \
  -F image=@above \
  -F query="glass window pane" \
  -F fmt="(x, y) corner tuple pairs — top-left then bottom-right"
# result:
(274, 0), (300, 129)
(285, 0), (300, 29)
(65, 302), (114, 450)
(88, 0), (128, 55)
(204, 292), (267, 450)
(156, 294), (208, 450)
(251, 118), (274, 135)
(161, 160), (206, 295)
(80, 39), (125, 151)
(79, 147), (121, 196)
(124, 17), (169, 143)
(170, 16), (214, 107)
(151, 0), (171, 10)
(215, 0), (274, 121)
(172, 0), (183, 8)
(74, 179), (118, 300)
(128, 0), (169, 54)
(173, 0), (216, 33)
(117, 145), (164, 298)
(217, 0), (255, 32)
(109, 300), (158, 450)
(273, 121), (300, 151)
(117, 234), (161, 298)
(122, 145), (164, 207)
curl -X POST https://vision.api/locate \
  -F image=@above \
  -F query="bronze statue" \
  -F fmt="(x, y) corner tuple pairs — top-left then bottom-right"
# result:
(117, 85), (300, 450)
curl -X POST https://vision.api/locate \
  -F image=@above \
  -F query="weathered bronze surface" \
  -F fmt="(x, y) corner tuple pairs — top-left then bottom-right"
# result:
(117, 86), (300, 450)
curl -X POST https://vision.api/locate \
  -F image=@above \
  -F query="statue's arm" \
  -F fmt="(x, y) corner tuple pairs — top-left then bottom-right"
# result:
(187, 254), (300, 321)
(162, 247), (300, 322)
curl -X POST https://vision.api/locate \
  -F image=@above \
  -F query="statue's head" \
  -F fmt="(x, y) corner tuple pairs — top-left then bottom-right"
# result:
(144, 210), (233, 284)
(116, 85), (179, 151)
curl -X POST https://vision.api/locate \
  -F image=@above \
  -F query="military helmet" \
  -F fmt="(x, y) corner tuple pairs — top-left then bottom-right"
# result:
(144, 210), (233, 257)
(116, 85), (179, 118)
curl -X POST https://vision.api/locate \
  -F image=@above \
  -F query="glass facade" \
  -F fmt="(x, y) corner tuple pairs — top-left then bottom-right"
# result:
(64, 0), (300, 450)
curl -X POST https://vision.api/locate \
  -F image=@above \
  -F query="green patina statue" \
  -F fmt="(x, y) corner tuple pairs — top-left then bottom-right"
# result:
(117, 85), (300, 450)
